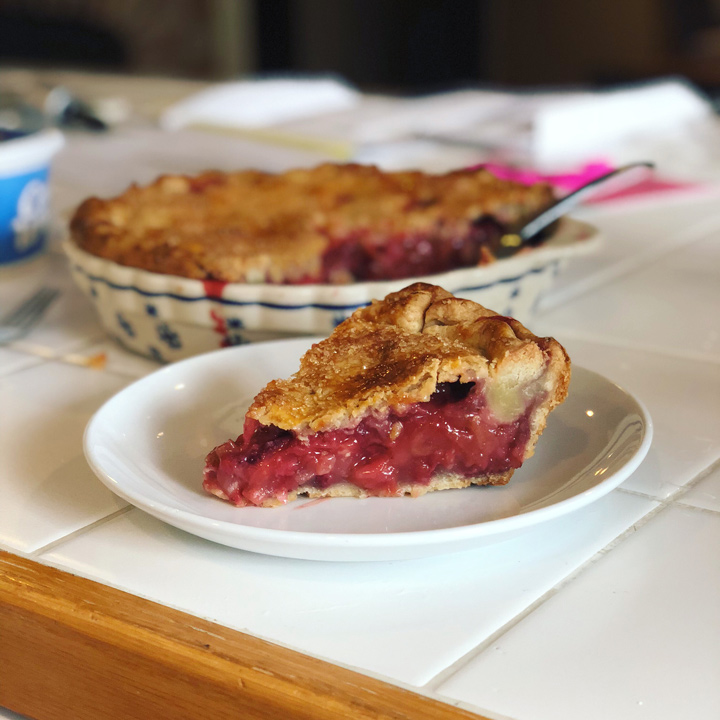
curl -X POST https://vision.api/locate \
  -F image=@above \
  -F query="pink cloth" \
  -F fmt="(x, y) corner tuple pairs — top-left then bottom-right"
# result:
(480, 160), (698, 203)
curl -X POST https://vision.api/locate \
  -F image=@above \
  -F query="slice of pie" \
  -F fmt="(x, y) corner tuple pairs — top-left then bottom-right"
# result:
(70, 163), (555, 284)
(203, 283), (570, 507)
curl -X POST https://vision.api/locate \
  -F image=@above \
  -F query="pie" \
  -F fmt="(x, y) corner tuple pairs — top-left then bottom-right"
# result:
(70, 163), (554, 284)
(203, 283), (570, 507)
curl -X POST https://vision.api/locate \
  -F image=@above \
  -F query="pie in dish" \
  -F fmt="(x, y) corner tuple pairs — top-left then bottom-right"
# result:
(203, 283), (571, 507)
(70, 163), (555, 284)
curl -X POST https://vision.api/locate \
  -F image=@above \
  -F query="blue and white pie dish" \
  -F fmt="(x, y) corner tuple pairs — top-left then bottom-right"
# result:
(63, 217), (599, 362)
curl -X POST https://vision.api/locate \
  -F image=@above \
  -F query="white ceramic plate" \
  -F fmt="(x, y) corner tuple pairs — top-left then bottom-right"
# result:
(85, 339), (652, 562)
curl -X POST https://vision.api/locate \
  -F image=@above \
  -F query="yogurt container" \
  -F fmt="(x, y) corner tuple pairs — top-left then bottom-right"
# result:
(0, 128), (64, 265)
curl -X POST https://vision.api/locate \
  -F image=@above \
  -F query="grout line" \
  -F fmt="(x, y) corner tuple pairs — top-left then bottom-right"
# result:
(617, 456), (720, 506)
(660, 456), (720, 509)
(0, 343), (51, 361)
(8, 333), (105, 360)
(5, 335), (153, 379)
(614, 456), (720, 507)
(0, 542), (35, 559)
(421, 497), (664, 692)
(613, 486), (662, 499)
(8, 333), (161, 380)
(672, 501), (720, 517)
(538, 211), (720, 313)
(0, 355), (50, 380)
(424, 457), (720, 692)
(30, 506), (133, 557)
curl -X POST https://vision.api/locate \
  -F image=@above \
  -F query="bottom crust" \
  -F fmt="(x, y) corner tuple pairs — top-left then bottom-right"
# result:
(207, 470), (515, 508)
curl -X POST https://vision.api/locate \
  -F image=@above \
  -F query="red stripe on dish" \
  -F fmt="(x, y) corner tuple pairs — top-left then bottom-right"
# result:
(203, 280), (227, 298)
(209, 309), (226, 336)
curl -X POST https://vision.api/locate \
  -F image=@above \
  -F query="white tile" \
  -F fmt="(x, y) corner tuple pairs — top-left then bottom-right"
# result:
(62, 339), (163, 379)
(437, 505), (720, 720)
(0, 362), (128, 553)
(0, 249), (52, 286)
(536, 228), (720, 361)
(678, 464), (720, 512)
(542, 194), (720, 309)
(0, 253), (104, 355)
(528, 337), (720, 499)
(0, 255), (54, 315)
(0, 348), (43, 377)
(42, 491), (653, 687)
(0, 252), (60, 297)
(0, 707), (31, 720)
(14, 259), (104, 354)
(540, 193), (720, 308)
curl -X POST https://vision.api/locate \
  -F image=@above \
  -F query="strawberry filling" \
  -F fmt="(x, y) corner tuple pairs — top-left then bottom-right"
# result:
(204, 381), (535, 507)
(294, 218), (505, 283)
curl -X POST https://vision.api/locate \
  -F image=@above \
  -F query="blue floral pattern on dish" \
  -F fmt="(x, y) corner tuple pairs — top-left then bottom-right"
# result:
(221, 316), (248, 346)
(157, 322), (182, 349)
(148, 346), (165, 363)
(225, 332), (249, 346)
(116, 312), (135, 337)
(145, 303), (158, 316)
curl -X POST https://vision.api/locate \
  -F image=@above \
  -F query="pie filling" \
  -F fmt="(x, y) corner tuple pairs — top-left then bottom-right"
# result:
(307, 217), (505, 283)
(203, 380), (538, 507)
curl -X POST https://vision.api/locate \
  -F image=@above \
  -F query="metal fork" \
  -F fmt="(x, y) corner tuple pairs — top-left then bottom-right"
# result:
(0, 287), (60, 344)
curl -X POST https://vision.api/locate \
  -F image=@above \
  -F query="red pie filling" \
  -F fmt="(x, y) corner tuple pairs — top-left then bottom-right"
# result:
(308, 217), (505, 283)
(204, 381), (537, 507)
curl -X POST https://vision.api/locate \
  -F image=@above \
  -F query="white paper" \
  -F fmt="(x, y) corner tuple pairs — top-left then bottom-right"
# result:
(160, 78), (360, 130)
(533, 80), (714, 169)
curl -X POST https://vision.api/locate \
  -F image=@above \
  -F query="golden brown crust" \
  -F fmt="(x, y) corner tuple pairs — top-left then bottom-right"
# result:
(248, 283), (571, 450)
(70, 164), (554, 283)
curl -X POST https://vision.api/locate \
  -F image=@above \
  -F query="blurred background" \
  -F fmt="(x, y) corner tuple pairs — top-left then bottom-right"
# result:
(1, 0), (720, 95)
(4, 0), (720, 229)
(1, 1), (719, 366)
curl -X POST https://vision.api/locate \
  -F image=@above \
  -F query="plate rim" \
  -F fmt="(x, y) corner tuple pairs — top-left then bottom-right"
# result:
(84, 341), (653, 555)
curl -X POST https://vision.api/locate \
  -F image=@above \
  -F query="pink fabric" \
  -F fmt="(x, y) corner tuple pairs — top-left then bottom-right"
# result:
(482, 161), (612, 192)
(479, 160), (699, 203)
(582, 177), (698, 203)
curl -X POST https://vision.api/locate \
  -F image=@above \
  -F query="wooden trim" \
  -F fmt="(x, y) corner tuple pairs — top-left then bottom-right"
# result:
(0, 552), (484, 720)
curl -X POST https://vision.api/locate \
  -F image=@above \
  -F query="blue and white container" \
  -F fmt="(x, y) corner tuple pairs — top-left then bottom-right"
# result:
(0, 128), (64, 265)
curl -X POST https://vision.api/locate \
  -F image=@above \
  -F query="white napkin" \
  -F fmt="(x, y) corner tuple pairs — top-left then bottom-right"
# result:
(532, 79), (714, 170)
(349, 90), (520, 143)
(158, 77), (720, 180)
(160, 77), (360, 130)
(348, 80), (719, 177)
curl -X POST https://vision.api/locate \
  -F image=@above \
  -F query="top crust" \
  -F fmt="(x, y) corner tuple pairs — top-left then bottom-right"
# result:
(69, 164), (554, 283)
(248, 283), (570, 434)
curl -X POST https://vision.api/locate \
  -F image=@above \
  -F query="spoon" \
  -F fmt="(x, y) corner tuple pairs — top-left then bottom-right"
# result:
(495, 161), (655, 257)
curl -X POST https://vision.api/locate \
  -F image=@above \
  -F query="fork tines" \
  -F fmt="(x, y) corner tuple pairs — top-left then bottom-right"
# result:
(0, 287), (60, 333)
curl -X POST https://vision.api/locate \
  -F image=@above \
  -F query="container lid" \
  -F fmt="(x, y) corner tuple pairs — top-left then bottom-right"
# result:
(0, 128), (65, 177)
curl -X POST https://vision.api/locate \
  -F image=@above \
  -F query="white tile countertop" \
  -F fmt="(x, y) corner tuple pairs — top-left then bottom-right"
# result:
(2, 102), (720, 719)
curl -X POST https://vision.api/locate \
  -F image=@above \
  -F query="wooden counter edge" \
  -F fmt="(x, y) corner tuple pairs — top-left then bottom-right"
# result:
(0, 552), (486, 720)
